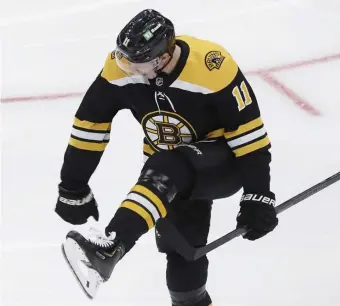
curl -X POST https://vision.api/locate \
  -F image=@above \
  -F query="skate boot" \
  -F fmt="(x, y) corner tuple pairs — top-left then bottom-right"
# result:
(61, 228), (125, 299)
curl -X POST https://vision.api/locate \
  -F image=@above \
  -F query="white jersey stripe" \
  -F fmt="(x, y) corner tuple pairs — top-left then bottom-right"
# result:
(170, 80), (213, 94)
(126, 192), (160, 222)
(227, 127), (267, 148)
(72, 128), (110, 141)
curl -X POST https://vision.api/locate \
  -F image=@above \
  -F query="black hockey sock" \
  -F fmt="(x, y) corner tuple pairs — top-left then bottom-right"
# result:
(106, 182), (169, 252)
(106, 150), (195, 253)
(171, 290), (212, 306)
(192, 293), (212, 306)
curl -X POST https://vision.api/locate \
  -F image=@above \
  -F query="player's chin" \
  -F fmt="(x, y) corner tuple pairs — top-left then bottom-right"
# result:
(142, 71), (157, 79)
(130, 72), (156, 79)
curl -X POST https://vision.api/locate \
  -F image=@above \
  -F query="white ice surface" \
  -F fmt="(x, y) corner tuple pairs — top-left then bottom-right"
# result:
(1, 1), (340, 306)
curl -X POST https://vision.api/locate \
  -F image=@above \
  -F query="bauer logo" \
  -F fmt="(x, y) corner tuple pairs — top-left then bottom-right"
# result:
(241, 193), (276, 206)
(205, 51), (225, 71)
(141, 110), (197, 152)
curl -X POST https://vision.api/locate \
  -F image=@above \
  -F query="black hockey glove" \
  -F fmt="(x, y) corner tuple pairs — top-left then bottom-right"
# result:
(55, 184), (99, 225)
(236, 192), (278, 241)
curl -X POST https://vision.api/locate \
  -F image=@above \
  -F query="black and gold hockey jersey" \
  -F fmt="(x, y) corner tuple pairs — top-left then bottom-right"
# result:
(61, 35), (272, 193)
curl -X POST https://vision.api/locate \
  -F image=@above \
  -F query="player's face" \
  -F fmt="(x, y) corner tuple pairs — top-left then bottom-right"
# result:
(115, 49), (160, 79)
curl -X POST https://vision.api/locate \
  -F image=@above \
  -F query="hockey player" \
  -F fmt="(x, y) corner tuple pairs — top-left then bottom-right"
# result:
(55, 9), (279, 306)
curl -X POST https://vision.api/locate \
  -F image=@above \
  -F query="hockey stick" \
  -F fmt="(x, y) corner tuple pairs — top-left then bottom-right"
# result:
(156, 171), (340, 261)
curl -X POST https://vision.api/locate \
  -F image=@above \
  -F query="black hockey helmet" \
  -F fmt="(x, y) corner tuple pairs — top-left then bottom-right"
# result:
(115, 9), (176, 63)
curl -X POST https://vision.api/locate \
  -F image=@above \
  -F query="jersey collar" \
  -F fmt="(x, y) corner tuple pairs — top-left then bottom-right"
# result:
(149, 39), (190, 89)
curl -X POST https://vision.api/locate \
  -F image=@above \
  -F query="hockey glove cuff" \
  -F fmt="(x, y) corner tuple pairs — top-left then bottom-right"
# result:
(55, 184), (99, 225)
(236, 192), (278, 241)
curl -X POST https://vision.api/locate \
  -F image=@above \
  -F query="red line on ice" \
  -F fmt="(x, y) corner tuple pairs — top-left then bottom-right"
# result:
(1, 92), (83, 103)
(249, 53), (340, 75)
(258, 72), (321, 116)
(1, 53), (340, 105)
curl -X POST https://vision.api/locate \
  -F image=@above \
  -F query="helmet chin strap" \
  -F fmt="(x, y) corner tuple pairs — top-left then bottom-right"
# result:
(154, 52), (174, 75)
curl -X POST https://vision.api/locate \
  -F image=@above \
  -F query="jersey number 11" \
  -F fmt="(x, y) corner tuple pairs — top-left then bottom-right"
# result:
(232, 81), (252, 111)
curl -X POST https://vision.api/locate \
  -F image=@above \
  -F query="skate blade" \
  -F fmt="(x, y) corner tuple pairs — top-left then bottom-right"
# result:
(61, 238), (103, 299)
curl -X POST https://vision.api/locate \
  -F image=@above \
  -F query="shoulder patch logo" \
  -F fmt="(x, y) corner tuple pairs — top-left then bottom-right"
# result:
(111, 50), (116, 60)
(205, 51), (225, 71)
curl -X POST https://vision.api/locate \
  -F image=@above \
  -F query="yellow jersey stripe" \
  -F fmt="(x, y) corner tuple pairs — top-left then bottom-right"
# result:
(131, 185), (167, 218)
(121, 201), (154, 229)
(233, 136), (270, 157)
(73, 118), (111, 131)
(206, 128), (224, 139)
(224, 117), (263, 140)
(69, 138), (108, 151)
(143, 143), (156, 156)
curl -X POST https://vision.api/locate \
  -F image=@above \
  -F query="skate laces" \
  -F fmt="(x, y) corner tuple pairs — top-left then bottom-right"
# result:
(88, 227), (116, 248)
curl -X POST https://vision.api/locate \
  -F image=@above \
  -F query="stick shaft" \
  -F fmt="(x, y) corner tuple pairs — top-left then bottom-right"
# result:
(276, 171), (340, 214)
(194, 171), (340, 260)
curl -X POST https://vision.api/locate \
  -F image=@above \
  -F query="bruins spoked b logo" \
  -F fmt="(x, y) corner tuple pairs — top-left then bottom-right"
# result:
(142, 111), (197, 151)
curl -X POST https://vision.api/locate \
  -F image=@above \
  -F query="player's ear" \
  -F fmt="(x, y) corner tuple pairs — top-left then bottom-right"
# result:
(161, 53), (170, 60)
(159, 53), (171, 66)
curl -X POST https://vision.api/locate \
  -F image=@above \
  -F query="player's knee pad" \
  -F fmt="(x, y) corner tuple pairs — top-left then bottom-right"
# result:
(140, 150), (195, 197)
(166, 253), (209, 293)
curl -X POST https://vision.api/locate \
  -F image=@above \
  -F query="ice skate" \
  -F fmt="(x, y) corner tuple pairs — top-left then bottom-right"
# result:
(61, 228), (125, 299)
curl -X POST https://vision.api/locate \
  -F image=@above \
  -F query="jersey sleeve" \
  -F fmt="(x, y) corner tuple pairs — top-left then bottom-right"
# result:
(214, 67), (272, 193)
(60, 54), (125, 190)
